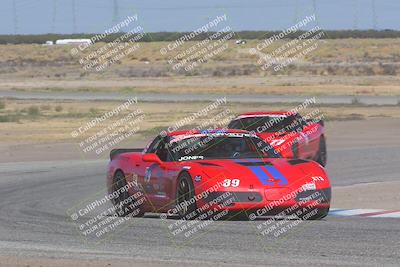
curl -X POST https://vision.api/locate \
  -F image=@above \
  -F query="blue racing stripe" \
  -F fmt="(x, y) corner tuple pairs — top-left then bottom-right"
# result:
(247, 166), (274, 185)
(234, 159), (288, 186)
(234, 159), (273, 185)
(246, 158), (262, 162)
(265, 166), (289, 185)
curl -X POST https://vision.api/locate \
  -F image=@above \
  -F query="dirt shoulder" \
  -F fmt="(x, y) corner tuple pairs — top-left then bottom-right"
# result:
(332, 181), (400, 210)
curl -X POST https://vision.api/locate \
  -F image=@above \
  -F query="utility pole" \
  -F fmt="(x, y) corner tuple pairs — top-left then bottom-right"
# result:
(312, 0), (319, 25)
(112, 0), (119, 24)
(371, 0), (377, 29)
(13, 0), (18, 34)
(72, 0), (77, 33)
(353, 0), (359, 30)
(293, 0), (299, 24)
(52, 0), (58, 33)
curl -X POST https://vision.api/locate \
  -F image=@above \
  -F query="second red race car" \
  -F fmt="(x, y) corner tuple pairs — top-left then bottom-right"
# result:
(228, 112), (327, 166)
(107, 129), (331, 221)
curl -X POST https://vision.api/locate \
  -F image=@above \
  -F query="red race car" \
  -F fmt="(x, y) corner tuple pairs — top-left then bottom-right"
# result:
(107, 129), (331, 221)
(228, 112), (327, 166)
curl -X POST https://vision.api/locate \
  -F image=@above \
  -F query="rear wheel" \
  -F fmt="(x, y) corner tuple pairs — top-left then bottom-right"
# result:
(176, 173), (197, 219)
(316, 136), (327, 166)
(113, 171), (144, 217)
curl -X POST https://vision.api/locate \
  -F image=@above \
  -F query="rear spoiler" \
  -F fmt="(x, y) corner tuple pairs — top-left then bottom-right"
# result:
(306, 118), (324, 127)
(110, 148), (143, 160)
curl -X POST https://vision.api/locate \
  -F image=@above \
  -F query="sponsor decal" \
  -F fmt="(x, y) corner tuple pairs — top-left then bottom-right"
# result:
(312, 176), (324, 181)
(179, 155), (204, 161)
(302, 183), (317, 191)
(144, 163), (157, 183)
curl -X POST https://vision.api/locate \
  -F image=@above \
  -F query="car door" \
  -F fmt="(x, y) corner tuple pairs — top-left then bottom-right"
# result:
(146, 161), (180, 212)
(134, 136), (163, 210)
(141, 136), (179, 210)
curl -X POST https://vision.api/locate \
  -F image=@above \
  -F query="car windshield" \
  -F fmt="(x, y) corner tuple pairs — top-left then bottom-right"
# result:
(229, 115), (299, 133)
(168, 132), (280, 161)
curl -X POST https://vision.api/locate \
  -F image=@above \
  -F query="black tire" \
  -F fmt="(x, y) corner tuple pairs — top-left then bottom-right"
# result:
(113, 171), (144, 217)
(316, 136), (327, 167)
(175, 172), (197, 219)
(304, 207), (329, 220)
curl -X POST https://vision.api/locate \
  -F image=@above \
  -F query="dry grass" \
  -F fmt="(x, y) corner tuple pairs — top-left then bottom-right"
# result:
(1, 39), (399, 65)
(0, 38), (400, 96)
(2, 77), (400, 96)
(1, 99), (399, 144)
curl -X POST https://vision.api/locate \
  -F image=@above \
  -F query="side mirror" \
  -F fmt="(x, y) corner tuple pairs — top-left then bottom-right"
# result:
(142, 153), (163, 164)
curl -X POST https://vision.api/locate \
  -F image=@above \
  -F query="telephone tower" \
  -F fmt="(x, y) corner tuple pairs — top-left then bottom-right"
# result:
(353, 0), (359, 30)
(371, 0), (377, 29)
(52, 0), (58, 33)
(312, 0), (319, 25)
(293, 0), (299, 24)
(112, 0), (119, 24)
(13, 0), (18, 34)
(72, 0), (77, 33)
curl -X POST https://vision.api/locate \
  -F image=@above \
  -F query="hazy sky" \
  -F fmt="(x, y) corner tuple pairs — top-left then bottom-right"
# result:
(1, 0), (399, 34)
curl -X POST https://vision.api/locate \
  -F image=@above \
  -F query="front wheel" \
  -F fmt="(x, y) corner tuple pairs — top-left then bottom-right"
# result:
(113, 171), (144, 217)
(175, 173), (197, 219)
(316, 136), (327, 167)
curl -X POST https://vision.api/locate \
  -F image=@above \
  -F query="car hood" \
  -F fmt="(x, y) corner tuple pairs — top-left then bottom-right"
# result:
(188, 158), (324, 188)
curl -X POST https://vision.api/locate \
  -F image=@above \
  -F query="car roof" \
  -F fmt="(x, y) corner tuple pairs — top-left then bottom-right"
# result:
(167, 128), (250, 137)
(234, 111), (297, 119)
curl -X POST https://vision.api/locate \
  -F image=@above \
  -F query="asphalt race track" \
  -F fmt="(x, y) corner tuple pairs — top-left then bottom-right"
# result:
(1, 90), (399, 105)
(0, 120), (399, 266)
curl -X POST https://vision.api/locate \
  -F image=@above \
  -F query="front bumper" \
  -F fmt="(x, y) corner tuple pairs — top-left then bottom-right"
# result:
(201, 188), (331, 214)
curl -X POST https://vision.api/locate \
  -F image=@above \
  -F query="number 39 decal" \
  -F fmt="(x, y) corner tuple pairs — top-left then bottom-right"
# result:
(222, 179), (240, 187)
